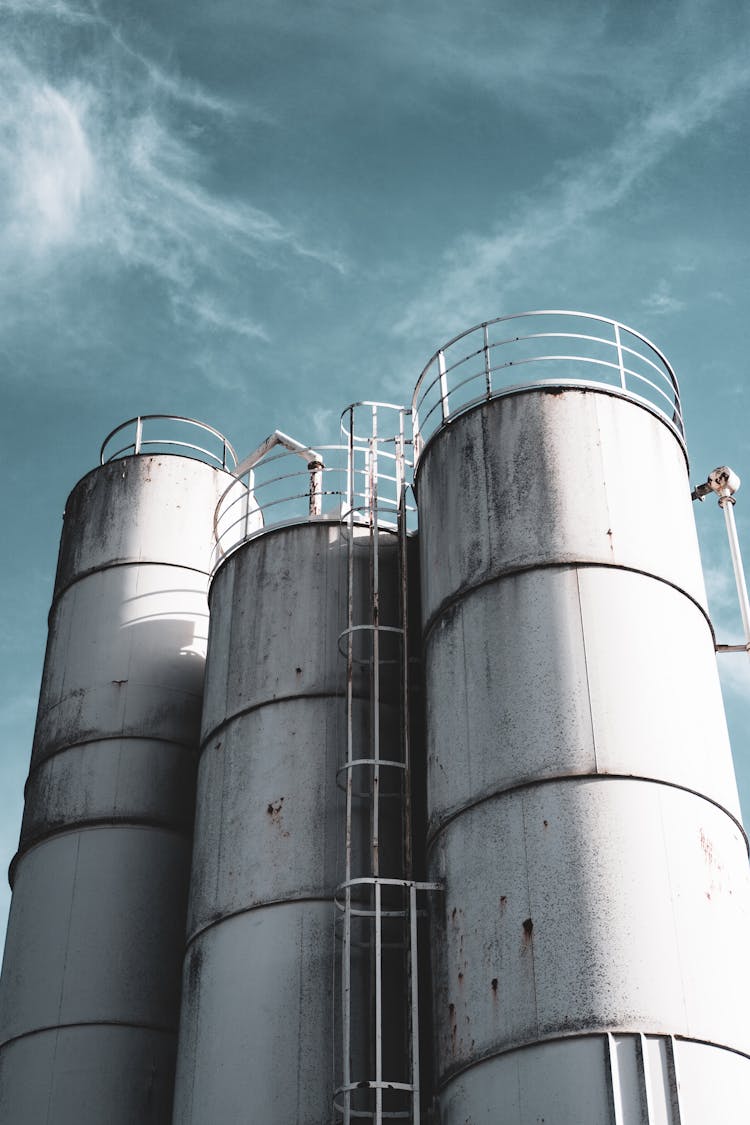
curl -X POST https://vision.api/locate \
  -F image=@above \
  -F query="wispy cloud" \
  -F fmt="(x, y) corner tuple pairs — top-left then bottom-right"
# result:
(642, 279), (685, 316)
(393, 49), (750, 339)
(171, 293), (269, 342)
(0, 0), (96, 25)
(0, 0), (344, 350)
(2, 73), (96, 253)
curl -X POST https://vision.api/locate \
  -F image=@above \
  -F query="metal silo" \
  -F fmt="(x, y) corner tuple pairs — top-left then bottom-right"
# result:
(171, 408), (426, 1124)
(412, 313), (750, 1123)
(0, 416), (240, 1125)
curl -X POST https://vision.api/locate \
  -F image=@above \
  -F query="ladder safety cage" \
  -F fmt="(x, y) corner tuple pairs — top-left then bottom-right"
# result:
(334, 402), (437, 1125)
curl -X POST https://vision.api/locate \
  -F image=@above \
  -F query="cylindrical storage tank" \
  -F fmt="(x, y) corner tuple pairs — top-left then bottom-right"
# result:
(0, 418), (239, 1124)
(413, 314), (750, 1123)
(171, 511), (402, 1124)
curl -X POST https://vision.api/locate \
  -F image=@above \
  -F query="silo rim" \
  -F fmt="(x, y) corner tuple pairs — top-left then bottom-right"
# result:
(412, 380), (689, 488)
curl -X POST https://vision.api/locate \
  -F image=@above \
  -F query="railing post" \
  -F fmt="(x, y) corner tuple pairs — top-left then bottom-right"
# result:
(613, 322), (626, 390)
(134, 416), (143, 456)
(483, 322), (492, 397)
(244, 470), (255, 540)
(308, 459), (323, 516)
(438, 350), (449, 422)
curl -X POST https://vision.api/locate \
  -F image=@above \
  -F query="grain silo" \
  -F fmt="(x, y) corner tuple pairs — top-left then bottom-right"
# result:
(1, 312), (749, 1125)
(170, 406), (426, 1123)
(411, 311), (750, 1123)
(0, 418), (240, 1124)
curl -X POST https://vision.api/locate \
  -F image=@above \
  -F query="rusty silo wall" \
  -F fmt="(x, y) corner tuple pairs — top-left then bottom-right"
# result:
(0, 453), (234, 1124)
(416, 386), (750, 1122)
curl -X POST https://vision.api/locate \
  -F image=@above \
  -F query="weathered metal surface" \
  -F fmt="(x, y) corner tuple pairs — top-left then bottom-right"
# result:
(0, 829), (189, 1040)
(19, 737), (196, 853)
(674, 1037), (750, 1123)
(416, 388), (707, 627)
(437, 1032), (749, 1124)
(438, 1035), (615, 1124)
(416, 383), (750, 1120)
(174, 902), (333, 1123)
(54, 455), (233, 590)
(424, 565), (740, 834)
(429, 779), (750, 1072)
(0, 1027), (176, 1124)
(30, 564), (208, 767)
(200, 523), (398, 739)
(172, 520), (401, 1125)
(188, 696), (399, 930)
(0, 450), (234, 1124)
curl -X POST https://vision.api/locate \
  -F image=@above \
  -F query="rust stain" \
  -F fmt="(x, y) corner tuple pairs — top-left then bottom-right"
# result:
(699, 829), (715, 866)
(266, 797), (290, 837)
(522, 917), (534, 939)
(491, 977), (498, 996)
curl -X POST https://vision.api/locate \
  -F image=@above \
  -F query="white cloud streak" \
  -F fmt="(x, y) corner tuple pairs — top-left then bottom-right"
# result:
(642, 279), (686, 316)
(0, 1), (344, 346)
(393, 50), (750, 338)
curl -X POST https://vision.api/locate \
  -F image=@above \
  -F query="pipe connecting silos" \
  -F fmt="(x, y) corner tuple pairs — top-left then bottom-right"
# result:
(171, 424), (405, 1122)
(0, 418), (238, 1124)
(412, 313), (750, 1123)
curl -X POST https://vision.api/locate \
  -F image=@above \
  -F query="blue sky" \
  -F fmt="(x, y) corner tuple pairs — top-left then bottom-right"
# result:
(1, 0), (749, 943)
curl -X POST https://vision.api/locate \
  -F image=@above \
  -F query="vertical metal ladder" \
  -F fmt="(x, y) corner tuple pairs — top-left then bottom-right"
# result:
(334, 403), (437, 1124)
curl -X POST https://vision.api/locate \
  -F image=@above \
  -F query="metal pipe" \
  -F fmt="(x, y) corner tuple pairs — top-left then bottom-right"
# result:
(719, 496), (750, 658)
(308, 459), (324, 516)
(707, 467), (750, 660)
(233, 429), (322, 479)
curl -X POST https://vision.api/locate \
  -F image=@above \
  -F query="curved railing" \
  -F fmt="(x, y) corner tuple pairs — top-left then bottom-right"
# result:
(411, 310), (684, 463)
(100, 415), (238, 470)
(211, 403), (415, 573)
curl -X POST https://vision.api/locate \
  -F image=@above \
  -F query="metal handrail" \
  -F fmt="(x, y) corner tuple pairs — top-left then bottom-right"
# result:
(100, 414), (238, 470)
(211, 440), (416, 574)
(411, 310), (684, 463)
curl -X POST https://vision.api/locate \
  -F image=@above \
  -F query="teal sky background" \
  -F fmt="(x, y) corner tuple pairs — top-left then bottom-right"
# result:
(1, 0), (749, 943)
